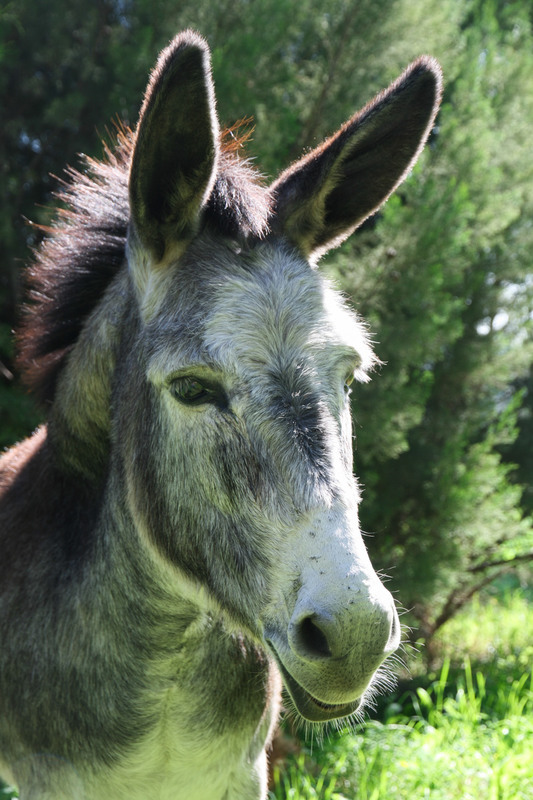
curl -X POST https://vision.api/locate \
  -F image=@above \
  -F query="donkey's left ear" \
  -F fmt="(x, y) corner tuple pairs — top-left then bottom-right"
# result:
(129, 31), (219, 261)
(270, 57), (442, 261)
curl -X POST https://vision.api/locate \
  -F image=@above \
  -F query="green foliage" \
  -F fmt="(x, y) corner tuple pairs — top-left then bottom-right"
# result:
(500, 366), (533, 516)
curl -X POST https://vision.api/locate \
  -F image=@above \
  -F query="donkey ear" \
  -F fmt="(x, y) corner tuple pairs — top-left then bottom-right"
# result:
(129, 31), (219, 260)
(270, 57), (442, 261)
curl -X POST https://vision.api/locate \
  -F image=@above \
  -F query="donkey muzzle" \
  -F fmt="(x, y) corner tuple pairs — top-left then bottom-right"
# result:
(265, 584), (400, 722)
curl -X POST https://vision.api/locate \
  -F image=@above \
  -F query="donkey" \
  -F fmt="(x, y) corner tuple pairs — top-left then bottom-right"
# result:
(0, 31), (441, 800)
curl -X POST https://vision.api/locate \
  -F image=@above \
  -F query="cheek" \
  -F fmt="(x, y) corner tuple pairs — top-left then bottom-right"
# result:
(165, 409), (267, 520)
(163, 425), (274, 627)
(139, 400), (269, 551)
(205, 421), (265, 513)
(137, 386), (267, 527)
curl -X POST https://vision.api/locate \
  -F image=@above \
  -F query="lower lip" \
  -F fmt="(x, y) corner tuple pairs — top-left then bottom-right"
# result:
(268, 644), (361, 722)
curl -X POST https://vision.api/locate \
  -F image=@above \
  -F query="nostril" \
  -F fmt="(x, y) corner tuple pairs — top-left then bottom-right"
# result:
(295, 616), (332, 659)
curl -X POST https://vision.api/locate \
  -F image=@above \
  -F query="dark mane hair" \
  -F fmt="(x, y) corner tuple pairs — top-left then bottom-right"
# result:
(17, 126), (270, 406)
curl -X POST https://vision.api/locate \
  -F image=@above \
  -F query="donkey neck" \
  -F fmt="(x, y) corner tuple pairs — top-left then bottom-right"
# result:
(84, 488), (280, 781)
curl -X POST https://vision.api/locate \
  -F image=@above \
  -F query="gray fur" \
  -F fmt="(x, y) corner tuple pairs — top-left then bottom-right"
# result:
(0, 31), (442, 799)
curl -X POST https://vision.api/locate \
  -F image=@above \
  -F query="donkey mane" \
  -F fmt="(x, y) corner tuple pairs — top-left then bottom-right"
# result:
(17, 125), (269, 405)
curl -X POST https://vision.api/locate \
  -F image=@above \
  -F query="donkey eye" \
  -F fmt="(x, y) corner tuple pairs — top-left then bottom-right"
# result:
(170, 377), (217, 406)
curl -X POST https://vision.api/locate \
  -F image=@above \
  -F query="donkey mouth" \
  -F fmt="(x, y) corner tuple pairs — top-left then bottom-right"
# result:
(267, 644), (361, 722)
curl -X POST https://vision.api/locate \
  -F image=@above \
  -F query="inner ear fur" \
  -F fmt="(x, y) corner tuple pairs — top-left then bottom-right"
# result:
(270, 56), (443, 260)
(129, 31), (219, 260)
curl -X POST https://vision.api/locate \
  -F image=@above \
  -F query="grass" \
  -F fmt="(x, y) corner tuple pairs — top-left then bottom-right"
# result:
(269, 658), (533, 799)
(1, 588), (532, 799)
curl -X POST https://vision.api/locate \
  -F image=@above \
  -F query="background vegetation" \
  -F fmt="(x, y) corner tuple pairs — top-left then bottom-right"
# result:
(1, 0), (532, 797)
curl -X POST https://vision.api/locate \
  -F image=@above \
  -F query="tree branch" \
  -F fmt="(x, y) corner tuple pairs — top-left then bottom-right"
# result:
(429, 568), (509, 638)
(468, 550), (533, 573)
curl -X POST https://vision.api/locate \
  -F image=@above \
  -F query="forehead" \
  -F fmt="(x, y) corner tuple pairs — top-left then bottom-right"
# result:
(205, 244), (370, 372)
(147, 239), (374, 379)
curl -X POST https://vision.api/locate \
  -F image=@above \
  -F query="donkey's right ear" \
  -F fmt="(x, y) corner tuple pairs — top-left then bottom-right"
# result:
(129, 31), (219, 261)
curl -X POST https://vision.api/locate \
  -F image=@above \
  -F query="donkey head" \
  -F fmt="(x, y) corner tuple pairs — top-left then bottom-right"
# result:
(121, 31), (441, 722)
